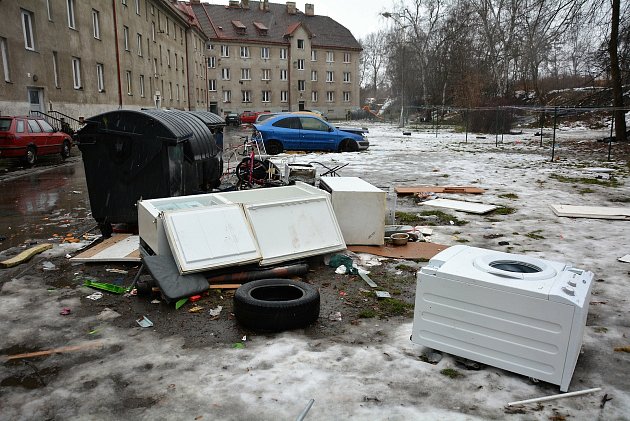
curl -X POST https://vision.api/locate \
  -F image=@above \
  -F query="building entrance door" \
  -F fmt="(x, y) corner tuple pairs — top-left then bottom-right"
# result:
(298, 101), (305, 111)
(28, 88), (44, 113)
(209, 102), (218, 114)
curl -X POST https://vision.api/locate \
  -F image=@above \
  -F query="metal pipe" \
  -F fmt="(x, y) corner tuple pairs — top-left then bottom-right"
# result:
(507, 387), (601, 406)
(295, 399), (315, 421)
(206, 263), (309, 283)
(112, 0), (123, 108)
(551, 107), (557, 161)
(608, 113), (614, 161)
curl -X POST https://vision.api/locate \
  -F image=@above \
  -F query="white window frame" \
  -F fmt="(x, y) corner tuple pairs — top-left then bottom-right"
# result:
(311, 70), (317, 81)
(221, 68), (231, 80)
(21, 9), (35, 51)
(280, 90), (288, 102)
(176, 83), (180, 100)
(298, 80), (305, 91)
(221, 45), (230, 57)
(240, 68), (250, 80)
(137, 33), (143, 56)
(72, 57), (82, 89)
(67, 0), (76, 29)
(326, 51), (334, 63)
(96, 63), (104, 92)
(344, 52), (351, 63)
(92, 9), (101, 39)
(140, 74), (145, 97)
(262, 90), (271, 103)
(209, 79), (216, 91)
(125, 70), (132, 95)
(280, 48), (287, 60)
(326, 91), (334, 102)
(52, 51), (59, 87)
(241, 90), (251, 103)
(208, 56), (215, 68)
(343, 91), (351, 102)
(326, 71), (334, 82)
(261, 69), (271, 81)
(223, 90), (231, 102)
(311, 50), (317, 61)
(135, 0), (141, 15)
(297, 59), (304, 70)
(166, 49), (170, 67)
(123, 26), (129, 51)
(240, 46), (250, 58)
(311, 91), (318, 102)
(297, 39), (304, 49)
(261, 47), (270, 59)
(151, 22), (156, 42)
(343, 72), (351, 83)
(46, 0), (53, 21)
(1, 37), (10, 82)
(280, 69), (288, 81)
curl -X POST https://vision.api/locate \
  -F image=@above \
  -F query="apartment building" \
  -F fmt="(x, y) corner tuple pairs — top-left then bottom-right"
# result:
(191, 0), (362, 119)
(0, 0), (207, 119)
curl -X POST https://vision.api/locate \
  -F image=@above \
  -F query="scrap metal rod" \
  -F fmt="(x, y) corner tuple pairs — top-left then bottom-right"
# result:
(295, 399), (315, 421)
(507, 387), (602, 406)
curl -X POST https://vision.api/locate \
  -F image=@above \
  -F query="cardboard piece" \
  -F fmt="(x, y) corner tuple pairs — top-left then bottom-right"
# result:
(0, 243), (53, 268)
(395, 186), (485, 195)
(71, 235), (140, 263)
(550, 205), (630, 220)
(348, 242), (449, 260)
(422, 198), (499, 214)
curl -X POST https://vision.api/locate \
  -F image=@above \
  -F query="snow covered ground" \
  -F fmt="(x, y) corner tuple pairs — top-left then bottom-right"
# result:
(1, 122), (629, 420)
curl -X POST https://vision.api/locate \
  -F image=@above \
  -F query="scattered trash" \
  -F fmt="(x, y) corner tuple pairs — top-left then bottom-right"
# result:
(151, 299), (161, 304)
(498, 241), (510, 246)
(422, 198), (499, 214)
(106, 268), (128, 274)
(71, 190), (82, 194)
(403, 131), (411, 136)
(328, 311), (342, 321)
(618, 255), (630, 263)
(0, 243), (53, 268)
(614, 346), (630, 353)
(232, 343), (245, 349)
(550, 204), (630, 220)
(175, 298), (188, 310)
(86, 292), (103, 301)
(42, 261), (57, 271)
(136, 316), (153, 328)
(375, 291), (391, 299)
(335, 265), (349, 274)
(426, 351), (443, 364)
(190, 295), (202, 302)
(507, 387), (602, 407)
(339, 291), (347, 297)
(600, 394), (613, 408)
(359, 271), (378, 288)
(242, 336), (247, 341)
(295, 399), (315, 421)
(97, 308), (121, 321)
(328, 254), (358, 275)
(84, 280), (127, 294)
(2, 341), (103, 361)
(209, 305), (223, 317)
(59, 307), (72, 315)
(188, 306), (204, 313)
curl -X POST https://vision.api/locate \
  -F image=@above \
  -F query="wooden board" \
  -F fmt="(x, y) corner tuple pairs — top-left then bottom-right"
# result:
(348, 242), (449, 260)
(550, 204), (630, 220)
(395, 186), (485, 195)
(421, 198), (499, 214)
(0, 243), (53, 268)
(71, 235), (141, 263)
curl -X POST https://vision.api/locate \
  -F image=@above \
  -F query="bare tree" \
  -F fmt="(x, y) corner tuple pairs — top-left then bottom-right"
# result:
(359, 31), (389, 99)
(608, 0), (627, 141)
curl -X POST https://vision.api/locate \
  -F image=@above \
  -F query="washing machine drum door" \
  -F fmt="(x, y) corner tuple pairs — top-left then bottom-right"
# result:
(473, 253), (558, 280)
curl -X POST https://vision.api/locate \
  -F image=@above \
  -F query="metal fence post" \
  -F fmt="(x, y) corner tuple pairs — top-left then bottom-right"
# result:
(608, 112), (614, 161)
(551, 107), (558, 161)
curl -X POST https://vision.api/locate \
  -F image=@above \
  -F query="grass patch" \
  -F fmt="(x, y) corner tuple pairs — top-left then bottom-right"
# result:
(358, 309), (377, 318)
(525, 230), (545, 240)
(456, 238), (470, 243)
(550, 173), (621, 188)
(440, 368), (463, 379)
(579, 188), (594, 194)
(610, 197), (630, 203)
(490, 206), (516, 215)
(395, 210), (468, 226)
(593, 327), (608, 334)
(395, 264), (417, 273)
(498, 193), (519, 200)
(378, 298), (413, 316)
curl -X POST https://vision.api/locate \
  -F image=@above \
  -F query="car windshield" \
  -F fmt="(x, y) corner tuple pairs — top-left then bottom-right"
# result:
(257, 114), (277, 122)
(38, 119), (55, 133)
(0, 118), (11, 131)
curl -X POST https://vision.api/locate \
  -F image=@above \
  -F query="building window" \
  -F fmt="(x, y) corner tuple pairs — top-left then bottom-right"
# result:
(262, 90), (271, 103)
(96, 63), (104, 92)
(46, 0), (53, 21)
(241, 90), (251, 103)
(122, 0), (127, 5)
(240, 68), (250, 80)
(298, 80), (305, 91)
(153, 58), (157, 76)
(220, 45), (229, 57)
(280, 48), (287, 60)
(176, 83), (180, 100)
(297, 59), (304, 70)
(280, 90), (288, 102)
(166, 49), (170, 67)
(223, 90), (231, 102)
(209, 79), (216, 91)
(123, 26), (129, 51)
(137, 34), (143, 56)
(262, 69), (270, 81)
(343, 72), (351, 83)
(175, 53), (178, 70)
(1, 37), (10, 82)
(52, 51), (59, 87)
(67, 0), (76, 29)
(311, 70), (317, 81)
(140, 74), (145, 97)
(343, 91), (351, 102)
(326, 71), (334, 82)
(90, 10), (101, 39)
(297, 39), (304, 49)
(125, 70), (132, 95)
(208, 56), (215, 68)
(326, 91), (334, 102)
(72, 57), (82, 89)
(240, 46), (249, 58)
(280, 69), (288, 81)
(261, 47), (270, 59)
(135, 0), (140, 15)
(326, 51), (334, 62)
(311, 50), (317, 61)
(344, 52), (351, 63)
(311, 91), (318, 102)
(169, 82), (172, 100)
(21, 9), (35, 51)
(221, 68), (230, 80)
(151, 22), (156, 42)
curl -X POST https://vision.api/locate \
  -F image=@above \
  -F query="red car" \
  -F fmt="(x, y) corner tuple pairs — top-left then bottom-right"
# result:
(239, 111), (262, 124)
(0, 116), (73, 165)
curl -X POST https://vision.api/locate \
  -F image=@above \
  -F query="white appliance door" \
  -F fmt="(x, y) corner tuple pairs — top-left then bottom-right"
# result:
(244, 196), (346, 265)
(163, 204), (261, 274)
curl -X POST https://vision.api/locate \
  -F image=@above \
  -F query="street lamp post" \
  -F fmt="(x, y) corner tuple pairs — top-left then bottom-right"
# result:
(382, 11), (406, 128)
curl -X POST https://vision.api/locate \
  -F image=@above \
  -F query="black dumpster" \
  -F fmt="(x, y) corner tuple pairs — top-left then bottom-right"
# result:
(188, 111), (226, 173)
(76, 109), (222, 236)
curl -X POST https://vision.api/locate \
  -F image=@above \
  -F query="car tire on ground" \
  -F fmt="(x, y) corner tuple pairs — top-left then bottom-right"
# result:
(339, 139), (359, 152)
(24, 146), (37, 166)
(265, 140), (283, 155)
(233, 278), (320, 331)
(61, 140), (71, 160)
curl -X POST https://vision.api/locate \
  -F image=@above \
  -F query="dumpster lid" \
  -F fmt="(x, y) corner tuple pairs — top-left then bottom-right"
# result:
(187, 111), (226, 127)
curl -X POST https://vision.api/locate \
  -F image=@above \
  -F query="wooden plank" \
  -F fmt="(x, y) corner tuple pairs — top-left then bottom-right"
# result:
(208, 284), (242, 289)
(550, 204), (630, 220)
(0, 243), (53, 268)
(71, 235), (141, 263)
(395, 186), (485, 195)
(3, 341), (103, 361)
(348, 242), (449, 260)
(421, 198), (499, 214)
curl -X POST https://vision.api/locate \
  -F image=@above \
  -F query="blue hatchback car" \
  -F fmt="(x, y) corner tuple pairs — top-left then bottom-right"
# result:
(252, 114), (369, 155)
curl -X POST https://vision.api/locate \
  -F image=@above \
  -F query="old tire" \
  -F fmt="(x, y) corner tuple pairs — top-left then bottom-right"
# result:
(233, 279), (320, 331)
(265, 140), (283, 155)
(24, 146), (37, 165)
(61, 140), (71, 160)
(339, 139), (358, 152)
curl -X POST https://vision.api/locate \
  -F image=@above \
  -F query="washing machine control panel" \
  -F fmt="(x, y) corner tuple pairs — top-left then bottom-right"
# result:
(549, 267), (594, 306)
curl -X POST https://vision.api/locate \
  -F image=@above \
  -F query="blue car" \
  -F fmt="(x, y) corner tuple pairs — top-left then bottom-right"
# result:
(253, 114), (369, 155)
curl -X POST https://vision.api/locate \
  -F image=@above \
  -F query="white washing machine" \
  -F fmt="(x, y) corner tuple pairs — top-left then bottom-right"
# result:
(411, 245), (594, 392)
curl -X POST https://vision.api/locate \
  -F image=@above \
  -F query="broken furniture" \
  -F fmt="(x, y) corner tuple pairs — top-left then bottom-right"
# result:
(138, 182), (346, 274)
(421, 198), (499, 214)
(319, 176), (386, 245)
(550, 204), (630, 220)
(412, 245), (594, 392)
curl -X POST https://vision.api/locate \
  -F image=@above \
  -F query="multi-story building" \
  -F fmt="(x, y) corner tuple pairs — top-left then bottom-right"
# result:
(0, 0), (208, 119)
(191, 0), (362, 119)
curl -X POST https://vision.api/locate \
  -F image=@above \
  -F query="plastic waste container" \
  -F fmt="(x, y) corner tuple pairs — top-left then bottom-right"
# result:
(76, 109), (222, 236)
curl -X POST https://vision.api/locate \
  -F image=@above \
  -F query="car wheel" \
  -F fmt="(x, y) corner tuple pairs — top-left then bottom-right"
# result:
(339, 139), (359, 153)
(265, 140), (283, 155)
(233, 279), (320, 331)
(60, 140), (71, 160)
(24, 146), (37, 166)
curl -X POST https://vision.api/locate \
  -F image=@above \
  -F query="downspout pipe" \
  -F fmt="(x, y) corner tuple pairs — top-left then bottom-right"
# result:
(287, 40), (292, 110)
(112, 0), (123, 108)
(185, 31), (191, 110)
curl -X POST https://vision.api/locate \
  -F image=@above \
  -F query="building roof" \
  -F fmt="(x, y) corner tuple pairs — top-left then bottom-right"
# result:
(190, 1), (361, 50)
